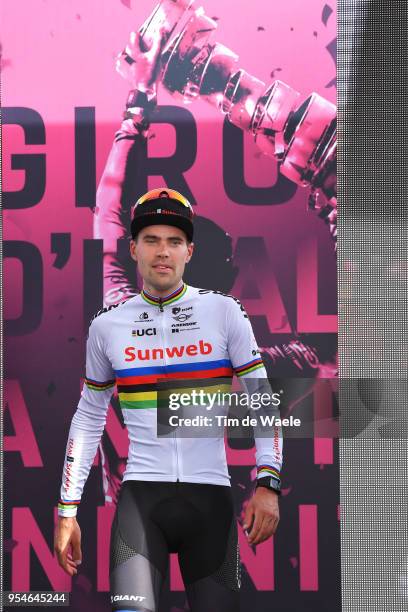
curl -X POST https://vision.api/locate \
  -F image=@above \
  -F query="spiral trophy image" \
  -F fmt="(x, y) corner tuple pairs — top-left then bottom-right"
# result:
(116, 0), (337, 235)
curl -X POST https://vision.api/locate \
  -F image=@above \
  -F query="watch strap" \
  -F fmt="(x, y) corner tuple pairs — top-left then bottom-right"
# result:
(255, 475), (282, 495)
(126, 89), (157, 110)
(123, 89), (157, 131)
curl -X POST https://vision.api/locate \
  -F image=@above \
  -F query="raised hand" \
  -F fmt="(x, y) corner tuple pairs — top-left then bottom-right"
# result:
(116, 28), (168, 98)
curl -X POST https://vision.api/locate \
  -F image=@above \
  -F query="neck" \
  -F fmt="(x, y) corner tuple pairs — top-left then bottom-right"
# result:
(142, 280), (184, 299)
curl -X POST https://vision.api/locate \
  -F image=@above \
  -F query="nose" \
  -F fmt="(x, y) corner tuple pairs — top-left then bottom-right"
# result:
(157, 241), (170, 258)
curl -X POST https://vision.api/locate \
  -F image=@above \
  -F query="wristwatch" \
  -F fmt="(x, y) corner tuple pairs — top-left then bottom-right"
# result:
(255, 476), (282, 495)
(123, 89), (157, 130)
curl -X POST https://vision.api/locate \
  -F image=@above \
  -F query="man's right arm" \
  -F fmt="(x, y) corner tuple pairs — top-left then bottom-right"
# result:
(58, 315), (116, 517)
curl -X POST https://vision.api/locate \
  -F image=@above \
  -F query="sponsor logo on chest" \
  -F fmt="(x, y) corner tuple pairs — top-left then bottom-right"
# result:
(136, 311), (154, 322)
(124, 340), (213, 362)
(132, 328), (157, 337)
(172, 306), (193, 314)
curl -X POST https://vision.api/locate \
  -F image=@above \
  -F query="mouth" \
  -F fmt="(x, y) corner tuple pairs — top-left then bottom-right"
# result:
(152, 264), (173, 273)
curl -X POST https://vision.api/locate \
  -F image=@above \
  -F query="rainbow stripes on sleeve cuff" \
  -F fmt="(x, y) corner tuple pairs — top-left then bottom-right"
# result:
(84, 377), (116, 391)
(257, 465), (281, 482)
(58, 499), (80, 511)
(234, 357), (264, 377)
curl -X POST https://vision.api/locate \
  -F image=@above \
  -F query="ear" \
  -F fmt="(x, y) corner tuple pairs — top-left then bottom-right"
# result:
(185, 241), (194, 263)
(129, 239), (138, 262)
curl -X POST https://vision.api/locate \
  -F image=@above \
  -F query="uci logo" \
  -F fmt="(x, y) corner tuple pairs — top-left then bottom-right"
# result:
(132, 328), (157, 337)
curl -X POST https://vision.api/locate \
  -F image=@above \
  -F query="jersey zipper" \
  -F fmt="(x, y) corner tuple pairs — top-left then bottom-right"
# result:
(157, 299), (180, 481)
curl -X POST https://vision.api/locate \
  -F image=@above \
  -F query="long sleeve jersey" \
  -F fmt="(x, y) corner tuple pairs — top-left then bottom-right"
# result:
(58, 284), (283, 516)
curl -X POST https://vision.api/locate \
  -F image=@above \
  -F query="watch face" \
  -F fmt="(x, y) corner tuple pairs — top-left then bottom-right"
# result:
(269, 477), (281, 490)
(256, 476), (281, 492)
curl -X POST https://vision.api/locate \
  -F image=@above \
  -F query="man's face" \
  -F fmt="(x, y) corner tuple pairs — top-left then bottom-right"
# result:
(130, 225), (194, 294)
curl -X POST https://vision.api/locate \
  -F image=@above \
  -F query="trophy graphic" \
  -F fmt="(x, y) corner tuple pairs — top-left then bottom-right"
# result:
(116, 0), (336, 220)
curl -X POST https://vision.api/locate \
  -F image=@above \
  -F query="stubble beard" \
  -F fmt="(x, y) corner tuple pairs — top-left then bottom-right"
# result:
(146, 268), (183, 296)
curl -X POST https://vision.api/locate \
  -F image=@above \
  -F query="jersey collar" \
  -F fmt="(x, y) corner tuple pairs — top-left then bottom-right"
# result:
(141, 283), (187, 307)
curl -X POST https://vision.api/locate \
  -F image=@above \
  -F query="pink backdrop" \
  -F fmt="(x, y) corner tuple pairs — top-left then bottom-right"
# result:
(4, 1), (338, 610)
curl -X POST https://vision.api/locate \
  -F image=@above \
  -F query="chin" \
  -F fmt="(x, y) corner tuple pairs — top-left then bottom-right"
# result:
(152, 276), (175, 289)
(156, 273), (173, 283)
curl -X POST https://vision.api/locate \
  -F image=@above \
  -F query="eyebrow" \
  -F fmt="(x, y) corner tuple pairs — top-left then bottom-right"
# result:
(142, 234), (183, 241)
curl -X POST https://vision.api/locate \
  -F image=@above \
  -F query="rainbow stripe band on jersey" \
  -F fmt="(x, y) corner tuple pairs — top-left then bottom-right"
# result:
(117, 381), (232, 410)
(257, 465), (281, 481)
(116, 359), (234, 409)
(234, 357), (264, 377)
(141, 283), (187, 307)
(84, 377), (116, 391)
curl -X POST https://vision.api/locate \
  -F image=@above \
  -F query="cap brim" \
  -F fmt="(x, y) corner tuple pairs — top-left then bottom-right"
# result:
(131, 214), (194, 242)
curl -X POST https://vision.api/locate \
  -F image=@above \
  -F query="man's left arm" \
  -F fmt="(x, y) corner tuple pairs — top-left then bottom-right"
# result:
(226, 296), (283, 545)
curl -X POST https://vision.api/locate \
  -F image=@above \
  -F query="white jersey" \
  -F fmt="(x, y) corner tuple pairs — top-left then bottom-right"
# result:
(58, 284), (283, 516)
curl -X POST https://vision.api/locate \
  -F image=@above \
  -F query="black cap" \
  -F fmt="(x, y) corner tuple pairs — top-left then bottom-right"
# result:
(131, 190), (194, 242)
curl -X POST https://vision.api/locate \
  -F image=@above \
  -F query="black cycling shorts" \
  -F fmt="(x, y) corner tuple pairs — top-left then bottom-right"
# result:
(109, 480), (241, 612)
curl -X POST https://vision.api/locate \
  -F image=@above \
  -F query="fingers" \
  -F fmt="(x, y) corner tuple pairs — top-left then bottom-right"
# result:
(250, 515), (279, 545)
(149, 28), (165, 58)
(270, 513), (280, 535)
(242, 505), (254, 535)
(245, 509), (280, 545)
(66, 553), (80, 574)
(55, 545), (78, 577)
(60, 547), (81, 576)
(129, 31), (150, 54)
(71, 538), (83, 566)
(128, 30), (161, 57)
(247, 512), (263, 545)
(250, 517), (270, 545)
(54, 524), (82, 577)
(127, 31), (139, 56)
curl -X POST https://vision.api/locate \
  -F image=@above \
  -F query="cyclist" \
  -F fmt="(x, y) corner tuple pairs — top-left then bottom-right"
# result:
(54, 187), (283, 612)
